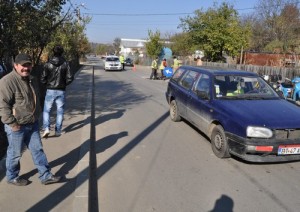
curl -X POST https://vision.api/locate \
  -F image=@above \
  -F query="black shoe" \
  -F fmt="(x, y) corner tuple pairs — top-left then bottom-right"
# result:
(8, 177), (28, 186)
(42, 175), (61, 185)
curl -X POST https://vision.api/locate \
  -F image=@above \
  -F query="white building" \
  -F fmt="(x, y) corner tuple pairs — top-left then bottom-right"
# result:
(119, 38), (148, 58)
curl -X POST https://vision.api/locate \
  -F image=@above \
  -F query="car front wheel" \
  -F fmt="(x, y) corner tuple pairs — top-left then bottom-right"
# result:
(170, 100), (181, 122)
(211, 125), (230, 158)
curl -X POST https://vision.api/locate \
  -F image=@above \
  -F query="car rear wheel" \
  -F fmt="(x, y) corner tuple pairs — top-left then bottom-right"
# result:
(170, 100), (181, 122)
(211, 125), (230, 158)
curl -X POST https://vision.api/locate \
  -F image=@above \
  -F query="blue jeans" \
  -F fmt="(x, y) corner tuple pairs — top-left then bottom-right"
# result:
(5, 121), (52, 182)
(43, 89), (65, 134)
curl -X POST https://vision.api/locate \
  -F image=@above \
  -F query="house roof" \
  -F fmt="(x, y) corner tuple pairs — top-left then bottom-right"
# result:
(121, 38), (148, 48)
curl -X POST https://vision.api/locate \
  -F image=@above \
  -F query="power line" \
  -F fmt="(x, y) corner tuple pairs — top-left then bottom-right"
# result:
(82, 12), (192, 16)
(82, 9), (254, 17)
(81, 2), (300, 17)
(80, 6), (259, 17)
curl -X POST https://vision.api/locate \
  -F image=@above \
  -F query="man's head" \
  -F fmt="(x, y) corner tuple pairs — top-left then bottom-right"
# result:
(14, 53), (32, 77)
(53, 45), (64, 57)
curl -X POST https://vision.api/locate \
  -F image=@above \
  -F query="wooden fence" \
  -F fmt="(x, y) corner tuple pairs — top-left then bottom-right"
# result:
(199, 62), (300, 80)
(176, 58), (300, 80)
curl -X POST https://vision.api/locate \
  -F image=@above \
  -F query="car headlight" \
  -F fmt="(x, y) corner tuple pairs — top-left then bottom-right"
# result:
(246, 126), (273, 138)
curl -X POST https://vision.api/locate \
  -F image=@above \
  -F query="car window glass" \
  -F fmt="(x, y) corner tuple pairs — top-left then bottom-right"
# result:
(214, 75), (227, 97)
(172, 68), (185, 82)
(194, 74), (210, 96)
(179, 70), (199, 90)
(214, 75), (278, 98)
(106, 57), (119, 62)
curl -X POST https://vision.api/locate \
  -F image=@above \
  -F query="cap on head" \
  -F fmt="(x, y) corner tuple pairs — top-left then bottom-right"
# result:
(14, 53), (32, 65)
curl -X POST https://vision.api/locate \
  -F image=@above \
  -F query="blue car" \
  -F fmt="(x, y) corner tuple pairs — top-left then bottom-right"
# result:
(166, 66), (300, 162)
(291, 77), (300, 101)
(278, 80), (293, 99)
(276, 77), (300, 105)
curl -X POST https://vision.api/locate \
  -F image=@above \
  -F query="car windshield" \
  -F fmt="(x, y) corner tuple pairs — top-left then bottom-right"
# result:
(214, 75), (279, 99)
(106, 57), (119, 62)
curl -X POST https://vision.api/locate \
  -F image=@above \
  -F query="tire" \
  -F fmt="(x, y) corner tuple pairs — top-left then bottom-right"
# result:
(169, 100), (181, 122)
(211, 125), (230, 158)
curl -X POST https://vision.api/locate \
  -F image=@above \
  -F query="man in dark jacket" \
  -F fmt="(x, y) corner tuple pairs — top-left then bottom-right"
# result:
(41, 45), (73, 138)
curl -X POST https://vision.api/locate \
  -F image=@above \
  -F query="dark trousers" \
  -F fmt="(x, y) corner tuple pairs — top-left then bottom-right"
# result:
(150, 69), (157, 79)
(161, 69), (164, 78)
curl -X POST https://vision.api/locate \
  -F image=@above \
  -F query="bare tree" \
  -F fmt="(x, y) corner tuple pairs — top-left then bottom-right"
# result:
(251, 0), (300, 52)
(113, 37), (121, 55)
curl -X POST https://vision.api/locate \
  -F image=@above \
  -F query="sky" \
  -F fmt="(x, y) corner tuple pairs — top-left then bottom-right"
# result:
(67, 0), (259, 44)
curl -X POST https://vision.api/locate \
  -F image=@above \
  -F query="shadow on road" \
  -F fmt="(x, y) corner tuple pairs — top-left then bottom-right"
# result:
(22, 66), (169, 211)
(209, 194), (234, 212)
(25, 111), (169, 211)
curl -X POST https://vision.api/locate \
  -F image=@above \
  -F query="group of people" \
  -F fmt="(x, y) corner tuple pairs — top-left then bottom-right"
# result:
(150, 56), (180, 80)
(0, 45), (73, 186)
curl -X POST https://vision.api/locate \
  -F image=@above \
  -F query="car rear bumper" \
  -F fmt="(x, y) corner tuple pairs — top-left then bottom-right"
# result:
(226, 132), (300, 162)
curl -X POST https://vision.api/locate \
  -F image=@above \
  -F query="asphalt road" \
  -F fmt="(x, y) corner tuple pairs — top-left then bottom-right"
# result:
(89, 56), (300, 212)
(0, 56), (299, 212)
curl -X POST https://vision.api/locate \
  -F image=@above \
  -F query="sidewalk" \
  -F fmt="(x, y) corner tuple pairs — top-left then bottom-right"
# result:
(0, 64), (93, 212)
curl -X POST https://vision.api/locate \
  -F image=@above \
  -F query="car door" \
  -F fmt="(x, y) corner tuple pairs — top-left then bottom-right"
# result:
(174, 70), (199, 119)
(187, 73), (212, 135)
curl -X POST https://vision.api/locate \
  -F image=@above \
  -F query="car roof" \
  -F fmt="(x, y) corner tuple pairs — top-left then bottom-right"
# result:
(180, 65), (258, 77)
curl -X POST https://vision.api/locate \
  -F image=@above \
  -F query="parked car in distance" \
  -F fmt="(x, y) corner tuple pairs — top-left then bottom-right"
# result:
(104, 56), (122, 71)
(124, 58), (134, 66)
(277, 77), (300, 105)
(278, 80), (294, 99)
(166, 65), (300, 163)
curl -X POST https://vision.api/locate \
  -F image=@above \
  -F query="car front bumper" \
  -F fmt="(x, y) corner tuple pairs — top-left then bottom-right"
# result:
(226, 132), (300, 162)
(105, 65), (122, 70)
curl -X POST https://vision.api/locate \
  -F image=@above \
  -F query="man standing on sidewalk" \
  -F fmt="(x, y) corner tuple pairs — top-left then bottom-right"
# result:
(0, 53), (61, 186)
(41, 45), (73, 138)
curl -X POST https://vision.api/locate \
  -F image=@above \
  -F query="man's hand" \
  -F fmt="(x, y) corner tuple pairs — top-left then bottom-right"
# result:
(11, 124), (21, 132)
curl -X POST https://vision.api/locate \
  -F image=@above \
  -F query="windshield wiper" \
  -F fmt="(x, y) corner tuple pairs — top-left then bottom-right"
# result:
(218, 96), (243, 99)
(242, 95), (268, 100)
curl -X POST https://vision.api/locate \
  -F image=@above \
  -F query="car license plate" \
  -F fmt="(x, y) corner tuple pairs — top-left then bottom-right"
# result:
(278, 145), (300, 155)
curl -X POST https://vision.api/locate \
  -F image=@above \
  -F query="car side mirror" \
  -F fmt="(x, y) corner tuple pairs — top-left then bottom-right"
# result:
(196, 90), (210, 100)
